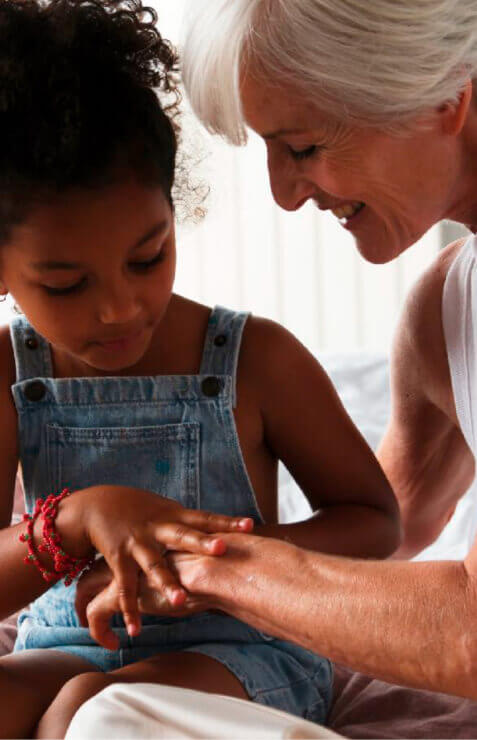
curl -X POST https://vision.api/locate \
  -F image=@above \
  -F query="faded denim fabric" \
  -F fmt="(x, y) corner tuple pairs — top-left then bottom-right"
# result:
(10, 307), (333, 722)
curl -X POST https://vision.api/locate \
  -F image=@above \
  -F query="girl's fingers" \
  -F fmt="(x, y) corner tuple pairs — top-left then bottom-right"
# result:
(180, 509), (254, 535)
(86, 584), (121, 651)
(156, 522), (228, 556)
(131, 543), (187, 607)
(75, 558), (114, 627)
(109, 557), (141, 637)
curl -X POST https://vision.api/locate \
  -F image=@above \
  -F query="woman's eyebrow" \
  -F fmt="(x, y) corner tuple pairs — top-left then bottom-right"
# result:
(30, 220), (170, 271)
(262, 128), (309, 139)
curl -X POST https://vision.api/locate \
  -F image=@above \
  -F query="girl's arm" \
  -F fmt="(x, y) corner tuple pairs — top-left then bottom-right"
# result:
(239, 317), (401, 558)
(0, 325), (91, 618)
(0, 326), (42, 619)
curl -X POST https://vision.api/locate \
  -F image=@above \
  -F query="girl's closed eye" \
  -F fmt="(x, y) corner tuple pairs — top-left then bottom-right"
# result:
(41, 250), (167, 296)
(129, 248), (166, 272)
(42, 278), (87, 296)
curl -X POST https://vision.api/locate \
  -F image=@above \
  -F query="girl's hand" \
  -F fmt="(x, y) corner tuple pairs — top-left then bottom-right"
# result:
(61, 485), (253, 636)
(75, 557), (115, 628)
(76, 558), (210, 650)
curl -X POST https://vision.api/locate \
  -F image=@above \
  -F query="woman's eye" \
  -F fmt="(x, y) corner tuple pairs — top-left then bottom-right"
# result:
(43, 279), (87, 296)
(288, 145), (318, 161)
(129, 251), (165, 272)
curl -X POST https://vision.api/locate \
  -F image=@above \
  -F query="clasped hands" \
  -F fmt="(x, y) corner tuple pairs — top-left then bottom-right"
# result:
(64, 485), (254, 650)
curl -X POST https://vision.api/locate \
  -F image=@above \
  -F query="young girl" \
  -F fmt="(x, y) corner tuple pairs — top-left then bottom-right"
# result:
(0, 0), (400, 736)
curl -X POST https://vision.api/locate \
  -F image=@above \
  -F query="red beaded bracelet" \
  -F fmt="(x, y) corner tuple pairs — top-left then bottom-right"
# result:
(19, 488), (95, 586)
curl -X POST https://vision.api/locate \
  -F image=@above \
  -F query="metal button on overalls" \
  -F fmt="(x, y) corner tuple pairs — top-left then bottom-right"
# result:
(25, 337), (38, 350)
(24, 380), (46, 401)
(201, 376), (221, 397)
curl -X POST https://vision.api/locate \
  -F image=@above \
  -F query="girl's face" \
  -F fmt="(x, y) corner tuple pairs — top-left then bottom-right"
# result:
(241, 75), (472, 264)
(0, 178), (176, 373)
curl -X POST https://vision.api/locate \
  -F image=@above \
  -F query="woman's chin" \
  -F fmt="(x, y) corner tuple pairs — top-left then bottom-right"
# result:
(353, 232), (415, 265)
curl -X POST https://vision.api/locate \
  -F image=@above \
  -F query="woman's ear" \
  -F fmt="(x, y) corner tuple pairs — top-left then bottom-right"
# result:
(438, 78), (473, 136)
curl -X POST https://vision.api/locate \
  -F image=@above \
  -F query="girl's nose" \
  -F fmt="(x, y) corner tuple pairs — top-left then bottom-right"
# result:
(98, 282), (141, 325)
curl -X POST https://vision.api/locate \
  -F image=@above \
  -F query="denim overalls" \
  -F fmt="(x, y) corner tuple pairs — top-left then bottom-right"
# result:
(11, 307), (332, 722)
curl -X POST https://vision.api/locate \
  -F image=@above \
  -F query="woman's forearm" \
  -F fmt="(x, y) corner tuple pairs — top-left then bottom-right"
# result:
(255, 504), (400, 559)
(173, 534), (477, 699)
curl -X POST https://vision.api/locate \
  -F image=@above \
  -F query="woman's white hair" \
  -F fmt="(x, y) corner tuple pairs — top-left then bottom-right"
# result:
(182, 0), (477, 144)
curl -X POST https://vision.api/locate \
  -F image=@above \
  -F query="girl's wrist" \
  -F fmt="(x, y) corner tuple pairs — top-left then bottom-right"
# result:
(54, 491), (95, 560)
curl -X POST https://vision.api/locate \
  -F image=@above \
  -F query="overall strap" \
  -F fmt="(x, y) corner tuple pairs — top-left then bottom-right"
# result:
(9, 316), (53, 382)
(199, 306), (250, 408)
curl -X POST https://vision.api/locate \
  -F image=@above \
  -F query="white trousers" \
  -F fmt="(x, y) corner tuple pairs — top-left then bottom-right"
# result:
(65, 683), (344, 739)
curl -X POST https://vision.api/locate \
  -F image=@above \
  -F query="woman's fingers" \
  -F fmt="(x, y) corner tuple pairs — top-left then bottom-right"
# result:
(131, 542), (187, 606)
(180, 509), (254, 535)
(86, 583), (121, 651)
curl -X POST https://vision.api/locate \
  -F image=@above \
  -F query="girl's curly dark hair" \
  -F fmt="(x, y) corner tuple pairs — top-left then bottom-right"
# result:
(0, 0), (181, 244)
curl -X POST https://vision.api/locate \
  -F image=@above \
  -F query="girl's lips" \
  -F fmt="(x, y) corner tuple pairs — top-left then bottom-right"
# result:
(96, 329), (143, 352)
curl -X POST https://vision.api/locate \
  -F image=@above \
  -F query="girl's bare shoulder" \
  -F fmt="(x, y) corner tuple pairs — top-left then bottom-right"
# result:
(0, 323), (16, 389)
(0, 323), (19, 526)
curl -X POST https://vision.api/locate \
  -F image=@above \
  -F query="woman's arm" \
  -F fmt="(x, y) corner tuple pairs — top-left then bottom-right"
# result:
(241, 317), (400, 557)
(378, 242), (474, 558)
(170, 534), (477, 699)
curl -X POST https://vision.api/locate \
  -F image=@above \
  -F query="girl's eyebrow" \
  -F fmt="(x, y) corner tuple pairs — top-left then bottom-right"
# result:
(31, 220), (169, 271)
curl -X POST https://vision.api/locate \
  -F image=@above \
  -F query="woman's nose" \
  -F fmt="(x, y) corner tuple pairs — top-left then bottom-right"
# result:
(268, 156), (316, 212)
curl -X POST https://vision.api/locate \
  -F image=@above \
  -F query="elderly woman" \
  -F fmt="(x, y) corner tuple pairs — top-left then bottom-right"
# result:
(71, 1), (477, 730)
(163, 0), (477, 700)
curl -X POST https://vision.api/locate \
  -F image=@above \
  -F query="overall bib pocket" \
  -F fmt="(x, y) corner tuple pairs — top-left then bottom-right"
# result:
(46, 422), (201, 509)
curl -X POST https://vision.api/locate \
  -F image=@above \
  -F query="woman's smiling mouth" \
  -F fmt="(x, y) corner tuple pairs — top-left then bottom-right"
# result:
(331, 202), (365, 225)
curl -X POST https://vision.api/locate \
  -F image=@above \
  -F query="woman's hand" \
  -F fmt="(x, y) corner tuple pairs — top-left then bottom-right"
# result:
(76, 558), (211, 650)
(58, 485), (253, 636)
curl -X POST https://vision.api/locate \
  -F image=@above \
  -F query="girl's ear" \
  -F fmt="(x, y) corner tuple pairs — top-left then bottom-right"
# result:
(0, 281), (8, 301)
(438, 78), (473, 136)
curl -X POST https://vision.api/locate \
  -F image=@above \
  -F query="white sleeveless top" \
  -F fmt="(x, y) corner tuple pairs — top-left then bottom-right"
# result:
(438, 234), (477, 558)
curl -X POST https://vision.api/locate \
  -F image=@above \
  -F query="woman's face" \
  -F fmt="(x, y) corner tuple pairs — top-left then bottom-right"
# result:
(241, 75), (466, 263)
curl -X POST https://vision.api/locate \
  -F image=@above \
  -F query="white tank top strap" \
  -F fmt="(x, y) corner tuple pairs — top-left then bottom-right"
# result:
(442, 234), (477, 455)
